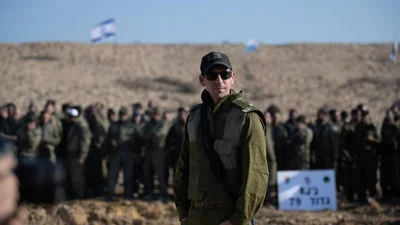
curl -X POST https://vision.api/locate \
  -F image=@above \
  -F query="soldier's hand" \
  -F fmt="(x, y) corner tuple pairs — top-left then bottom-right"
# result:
(0, 153), (19, 224)
(180, 217), (188, 225)
(366, 135), (374, 141)
(220, 221), (233, 225)
(79, 158), (85, 165)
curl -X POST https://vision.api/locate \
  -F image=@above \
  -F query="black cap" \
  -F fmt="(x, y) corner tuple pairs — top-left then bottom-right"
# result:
(266, 104), (281, 115)
(46, 99), (56, 106)
(29, 99), (37, 108)
(62, 103), (71, 112)
(200, 52), (232, 74)
(318, 107), (329, 115)
(152, 107), (161, 115)
(108, 108), (115, 115)
(297, 115), (306, 123)
(119, 106), (128, 116)
(361, 110), (369, 117)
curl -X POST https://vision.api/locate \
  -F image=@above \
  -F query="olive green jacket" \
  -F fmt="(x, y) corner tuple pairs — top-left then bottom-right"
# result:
(173, 90), (269, 225)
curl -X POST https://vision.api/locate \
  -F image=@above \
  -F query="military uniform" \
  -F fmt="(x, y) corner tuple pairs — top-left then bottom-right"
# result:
(265, 123), (277, 205)
(142, 112), (170, 199)
(272, 122), (288, 171)
(85, 114), (107, 198)
(39, 116), (62, 163)
(310, 120), (338, 169)
(285, 125), (313, 170)
(339, 119), (357, 201)
(105, 116), (138, 200)
(64, 113), (92, 200)
(173, 90), (268, 225)
(354, 120), (379, 200)
(36, 115), (62, 203)
(379, 118), (398, 199)
(15, 121), (42, 203)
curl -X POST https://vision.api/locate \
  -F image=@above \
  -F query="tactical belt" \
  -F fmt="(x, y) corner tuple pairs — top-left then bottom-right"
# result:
(191, 201), (228, 209)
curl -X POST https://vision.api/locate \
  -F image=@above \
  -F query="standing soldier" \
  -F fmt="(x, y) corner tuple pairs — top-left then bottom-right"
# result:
(284, 115), (313, 170)
(339, 109), (358, 201)
(310, 108), (338, 169)
(43, 100), (63, 141)
(15, 114), (42, 203)
(284, 108), (298, 141)
(105, 106), (138, 201)
(165, 107), (188, 186)
(0, 104), (21, 146)
(355, 110), (379, 202)
(340, 110), (349, 124)
(85, 105), (108, 198)
(268, 105), (287, 171)
(20, 100), (40, 127)
(131, 110), (145, 198)
(39, 111), (62, 163)
(142, 107), (170, 201)
(379, 109), (399, 200)
(64, 107), (91, 200)
(264, 110), (277, 206)
(56, 103), (71, 166)
(329, 109), (343, 191)
(173, 52), (268, 225)
(37, 110), (62, 203)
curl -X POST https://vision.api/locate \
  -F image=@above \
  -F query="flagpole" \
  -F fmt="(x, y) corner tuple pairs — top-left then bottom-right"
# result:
(113, 34), (117, 63)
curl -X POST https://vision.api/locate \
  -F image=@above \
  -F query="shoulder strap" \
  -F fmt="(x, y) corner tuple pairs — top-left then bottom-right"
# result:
(232, 98), (266, 135)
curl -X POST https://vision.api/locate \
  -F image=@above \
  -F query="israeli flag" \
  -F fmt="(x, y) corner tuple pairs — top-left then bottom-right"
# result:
(245, 38), (259, 53)
(90, 18), (117, 43)
(90, 26), (103, 43)
(101, 19), (117, 37)
(389, 40), (398, 62)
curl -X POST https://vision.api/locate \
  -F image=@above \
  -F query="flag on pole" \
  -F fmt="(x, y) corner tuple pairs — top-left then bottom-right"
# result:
(90, 18), (117, 43)
(390, 39), (398, 62)
(245, 38), (259, 53)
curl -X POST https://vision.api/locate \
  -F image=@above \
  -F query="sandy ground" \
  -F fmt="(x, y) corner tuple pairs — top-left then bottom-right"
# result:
(19, 198), (400, 225)
(1, 42), (399, 124)
(1, 42), (400, 224)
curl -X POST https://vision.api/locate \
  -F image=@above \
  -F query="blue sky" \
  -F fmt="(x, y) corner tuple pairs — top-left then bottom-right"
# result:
(0, 0), (399, 44)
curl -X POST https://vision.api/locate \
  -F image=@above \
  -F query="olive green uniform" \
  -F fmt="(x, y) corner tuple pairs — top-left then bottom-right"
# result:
(339, 120), (357, 200)
(173, 90), (268, 225)
(15, 125), (42, 203)
(142, 118), (170, 198)
(265, 124), (277, 205)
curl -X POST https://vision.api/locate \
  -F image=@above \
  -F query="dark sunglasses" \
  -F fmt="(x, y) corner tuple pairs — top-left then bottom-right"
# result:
(204, 71), (232, 80)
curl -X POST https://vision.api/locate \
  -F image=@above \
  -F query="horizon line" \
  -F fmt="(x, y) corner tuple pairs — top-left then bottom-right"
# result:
(0, 40), (395, 46)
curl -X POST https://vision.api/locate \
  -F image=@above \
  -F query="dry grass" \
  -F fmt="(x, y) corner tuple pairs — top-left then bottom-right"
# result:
(0, 42), (399, 123)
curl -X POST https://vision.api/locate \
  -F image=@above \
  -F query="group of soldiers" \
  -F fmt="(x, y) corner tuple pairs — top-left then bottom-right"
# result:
(1, 99), (399, 204)
(0, 99), (188, 203)
(264, 103), (400, 204)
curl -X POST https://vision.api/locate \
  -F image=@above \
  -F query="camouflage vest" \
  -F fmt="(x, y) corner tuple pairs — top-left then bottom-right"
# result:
(186, 98), (265, 203)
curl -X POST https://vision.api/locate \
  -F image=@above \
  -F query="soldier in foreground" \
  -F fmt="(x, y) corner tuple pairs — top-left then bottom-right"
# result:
(0, 140), (25, 225)
(173, 52), (268, 225)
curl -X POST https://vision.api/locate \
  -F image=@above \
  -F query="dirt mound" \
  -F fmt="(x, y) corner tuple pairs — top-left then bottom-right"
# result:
(0, 42), (399, 123)
(20, 199), (400, 225)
